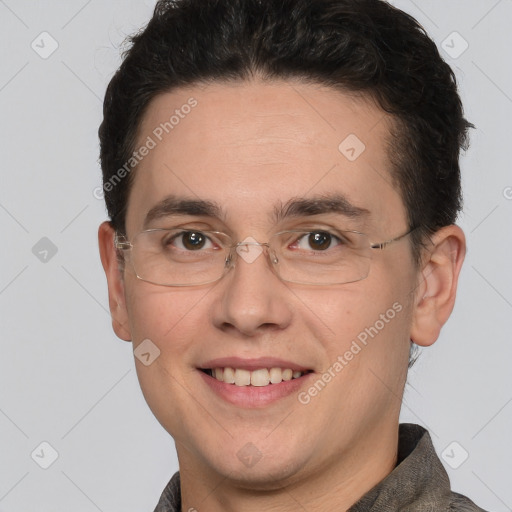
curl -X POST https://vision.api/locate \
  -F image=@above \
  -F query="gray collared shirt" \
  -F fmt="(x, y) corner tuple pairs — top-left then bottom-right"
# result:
(154, 423), (488, 511)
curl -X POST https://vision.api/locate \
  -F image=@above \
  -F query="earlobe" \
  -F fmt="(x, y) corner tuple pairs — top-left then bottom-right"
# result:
(410, 225), (466, 347)
(98, 221), (132, 341)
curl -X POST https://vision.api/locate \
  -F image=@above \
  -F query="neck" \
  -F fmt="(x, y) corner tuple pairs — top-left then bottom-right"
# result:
(178, 422), (399, 512)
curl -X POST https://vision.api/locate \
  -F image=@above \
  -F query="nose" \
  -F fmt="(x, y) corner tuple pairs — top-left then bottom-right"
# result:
(211, 240), (293, 337)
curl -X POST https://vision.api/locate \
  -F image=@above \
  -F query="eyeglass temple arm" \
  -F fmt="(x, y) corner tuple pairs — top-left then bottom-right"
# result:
(114, 233), (132, 250)
(370, 227), (417, 250)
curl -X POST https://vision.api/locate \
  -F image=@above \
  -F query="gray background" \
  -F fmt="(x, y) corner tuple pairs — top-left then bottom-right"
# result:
(0, 0), (511, 510)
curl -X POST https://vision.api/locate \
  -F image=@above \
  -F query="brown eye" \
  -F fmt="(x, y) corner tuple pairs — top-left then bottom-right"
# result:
(307, 232), (332, 250)
(180, 231), (207, 250)
(166, 231), (213, 251)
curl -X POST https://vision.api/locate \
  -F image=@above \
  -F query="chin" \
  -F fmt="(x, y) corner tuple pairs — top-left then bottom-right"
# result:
(201, 441), (312, 490)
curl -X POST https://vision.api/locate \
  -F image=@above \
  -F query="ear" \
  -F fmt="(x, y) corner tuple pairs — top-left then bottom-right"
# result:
(410, 225), (466, 347)
(98, 221), (132, 341)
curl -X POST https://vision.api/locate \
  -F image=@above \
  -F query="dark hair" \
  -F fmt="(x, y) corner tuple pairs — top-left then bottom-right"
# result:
(99, 0), (472, 265)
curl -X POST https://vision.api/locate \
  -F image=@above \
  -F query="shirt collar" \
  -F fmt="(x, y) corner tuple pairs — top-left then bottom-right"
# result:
(349, 423), (452, 511)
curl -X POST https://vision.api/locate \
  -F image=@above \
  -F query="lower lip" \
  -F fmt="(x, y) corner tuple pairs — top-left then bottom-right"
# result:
(199, 370), (312, 408)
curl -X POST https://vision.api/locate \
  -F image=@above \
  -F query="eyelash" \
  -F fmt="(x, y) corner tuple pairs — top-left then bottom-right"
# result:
(291, 231), (344, 251)
(164, 229), (346, 252)
(164, 231), (217, 250)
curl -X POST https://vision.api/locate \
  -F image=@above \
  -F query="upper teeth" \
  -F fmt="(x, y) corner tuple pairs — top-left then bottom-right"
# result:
(211, 367), (304, 386)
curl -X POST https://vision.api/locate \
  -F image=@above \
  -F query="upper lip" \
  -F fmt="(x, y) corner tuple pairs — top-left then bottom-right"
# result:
(199, 357), (312, 372)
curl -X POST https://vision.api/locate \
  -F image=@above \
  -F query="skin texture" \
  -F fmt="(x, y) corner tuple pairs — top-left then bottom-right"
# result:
(99, 80), (466, 512)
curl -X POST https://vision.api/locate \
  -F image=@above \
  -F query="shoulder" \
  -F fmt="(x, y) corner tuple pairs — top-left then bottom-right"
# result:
(449, 492), (490, 512)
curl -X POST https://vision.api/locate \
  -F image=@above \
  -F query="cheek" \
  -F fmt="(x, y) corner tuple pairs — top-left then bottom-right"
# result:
(124, 280), (211, 353)
(295, 284), (409, 349)
(123, 283), (214, 431)
(312, 294), (412, 416)
(296, 276), (414, 404)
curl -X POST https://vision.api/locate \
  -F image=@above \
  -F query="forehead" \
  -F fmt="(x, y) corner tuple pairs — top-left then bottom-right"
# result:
(126, 80), (405, 235)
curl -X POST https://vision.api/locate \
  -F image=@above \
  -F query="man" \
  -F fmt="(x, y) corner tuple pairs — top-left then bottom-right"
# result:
(98, 0), (486, 510)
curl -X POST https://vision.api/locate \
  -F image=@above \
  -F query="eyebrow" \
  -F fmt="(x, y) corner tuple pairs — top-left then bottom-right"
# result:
(143, 193), (369, 229)
(272, 194), (370, 223)
(143, 196), (224, 228)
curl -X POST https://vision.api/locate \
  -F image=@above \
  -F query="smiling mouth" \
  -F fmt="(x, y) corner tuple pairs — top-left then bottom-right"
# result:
(200, 367), (312, 387)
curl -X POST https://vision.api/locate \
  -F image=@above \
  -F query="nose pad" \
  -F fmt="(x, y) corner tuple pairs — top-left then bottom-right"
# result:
(224, 243), (279, 274)
(225, 252), (235, 269)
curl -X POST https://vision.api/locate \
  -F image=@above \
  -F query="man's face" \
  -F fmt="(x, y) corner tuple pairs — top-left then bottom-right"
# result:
(118, 81), (419, 486)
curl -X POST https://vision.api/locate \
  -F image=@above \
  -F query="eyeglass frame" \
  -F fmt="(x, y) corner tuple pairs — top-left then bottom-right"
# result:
(114, 226), (417, 287)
